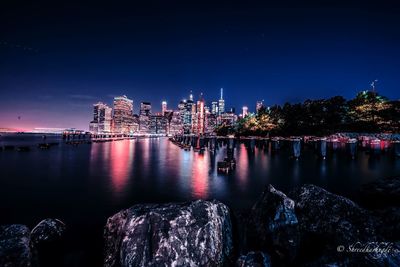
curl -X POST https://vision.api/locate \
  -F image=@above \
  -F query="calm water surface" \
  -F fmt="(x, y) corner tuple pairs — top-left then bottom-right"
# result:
(1, 133), (399, 265)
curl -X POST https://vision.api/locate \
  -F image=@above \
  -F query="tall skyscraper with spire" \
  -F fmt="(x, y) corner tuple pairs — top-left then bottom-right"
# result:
(218, 88), (225, 115)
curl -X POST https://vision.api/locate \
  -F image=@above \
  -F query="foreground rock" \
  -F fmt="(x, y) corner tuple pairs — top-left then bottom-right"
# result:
(31, 218), (67, 267)
(0, 219), (66, 267)
(104, 199), (234, 267)
(31, 218), (66, 245)
(290, 184), (380, 246)
(360, 176), (400, 208)
(236, 251), (271, 267)
(247, 185), (299, 264)
(0, 224), (33, 267)
(290, 184), (399, 265)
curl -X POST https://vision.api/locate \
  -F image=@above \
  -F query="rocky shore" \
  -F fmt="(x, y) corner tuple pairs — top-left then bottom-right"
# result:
(1, 178), (399, 267)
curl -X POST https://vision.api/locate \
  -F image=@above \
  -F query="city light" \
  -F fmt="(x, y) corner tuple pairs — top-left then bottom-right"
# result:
(88, 89), (238, 135)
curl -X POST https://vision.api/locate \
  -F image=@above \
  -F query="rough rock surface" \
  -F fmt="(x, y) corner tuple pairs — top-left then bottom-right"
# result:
(0, 224), (32, 267)
(31, 218), (66, 245)
(360, 177), (400, 208)
(104, 199), (233, 267)
(289, 184), (400, 266)
(236, 251), (271, 267)
(247, 185), (299, 263)
(31, 218), (67, 266)
(290, 184), (380, 246)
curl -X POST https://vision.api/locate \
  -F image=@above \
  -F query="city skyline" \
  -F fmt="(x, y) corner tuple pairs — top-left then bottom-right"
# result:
(0, 82), (398, 132)
(1, 1), (400, 131)
(88, 89), (237, 135)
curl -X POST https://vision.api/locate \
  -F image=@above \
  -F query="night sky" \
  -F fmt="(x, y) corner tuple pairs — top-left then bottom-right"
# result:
(1, 1), (400, 131)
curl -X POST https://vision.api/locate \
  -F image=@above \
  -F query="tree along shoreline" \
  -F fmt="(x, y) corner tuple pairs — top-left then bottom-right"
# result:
(216, 90), (400, 137)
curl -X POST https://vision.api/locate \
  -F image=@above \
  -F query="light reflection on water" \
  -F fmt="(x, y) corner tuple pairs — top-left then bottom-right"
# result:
(3, 135), (400, 266)
(1, 136), (400, 227)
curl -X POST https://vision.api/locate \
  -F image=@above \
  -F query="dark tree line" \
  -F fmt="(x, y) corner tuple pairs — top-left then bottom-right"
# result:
(233, 91), (400, 137)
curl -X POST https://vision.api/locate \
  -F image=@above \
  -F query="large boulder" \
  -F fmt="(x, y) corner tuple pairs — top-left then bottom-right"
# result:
(31, 218), (66, 267)
(0, 224), (33, 267)
(31, 218), (66, 245)
(236, 251), (271, 267)
(247, 185), (299, 263)
(104, 200), (234, 267)
(290, 184), (380, 246)
(290, 184), (399, 266)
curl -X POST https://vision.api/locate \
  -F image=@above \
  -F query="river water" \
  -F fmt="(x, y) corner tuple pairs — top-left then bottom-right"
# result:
(1, 133), (399, 265)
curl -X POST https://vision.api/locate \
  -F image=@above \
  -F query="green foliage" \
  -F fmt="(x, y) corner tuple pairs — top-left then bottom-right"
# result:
(215, 124), (236, 136)
(230, 91), (400, 136)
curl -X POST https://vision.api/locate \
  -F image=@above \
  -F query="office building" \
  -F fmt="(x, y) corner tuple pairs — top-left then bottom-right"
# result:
(113, 95), (134, 133)
(89, 102), (112, 133)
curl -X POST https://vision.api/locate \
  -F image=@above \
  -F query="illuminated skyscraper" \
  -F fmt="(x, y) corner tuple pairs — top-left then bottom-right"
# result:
(211, 101), (218, 115)
(242, 106), (248, 118)
(89, 102), (112, 133)
(150, 114), (168, 134)
(139, 102), (152, 133)
(196, 95), (205, 135)
(218, 88), (225, 115)
(113, 95), (134, 133)
(161, 101), (167, 115)
(178, 100), (186, 124)
(169, 111), (182, 135)
(205, 111), (217, 135)
(140, 102), (151, 116)
(178, 93), (195, 134)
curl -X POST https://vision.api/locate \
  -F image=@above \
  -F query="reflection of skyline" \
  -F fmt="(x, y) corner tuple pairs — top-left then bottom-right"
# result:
(191, 153), (209, 199)
(236, 145), (249, 187)
(84, 138), (400, 208)
(109, 140), (134, 195)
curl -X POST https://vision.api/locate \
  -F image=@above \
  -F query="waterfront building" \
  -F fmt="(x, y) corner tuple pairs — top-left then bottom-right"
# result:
(90, 102), (112, 133)
(112, 95), (134, 133)
(130, 115), (140, 133)
(178, 100), (186, 126)
(191, 104), (198, 134)
(242, 106), (249, 118)
(139, 102), (152, 134)
(169, 111), (182, 135)
(205, 112), (217, 135)
(194, 97), (205, 135)
(150, 114), (168, 134)
(179, 96), (194, 134)
(218, 112), (237, 126)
